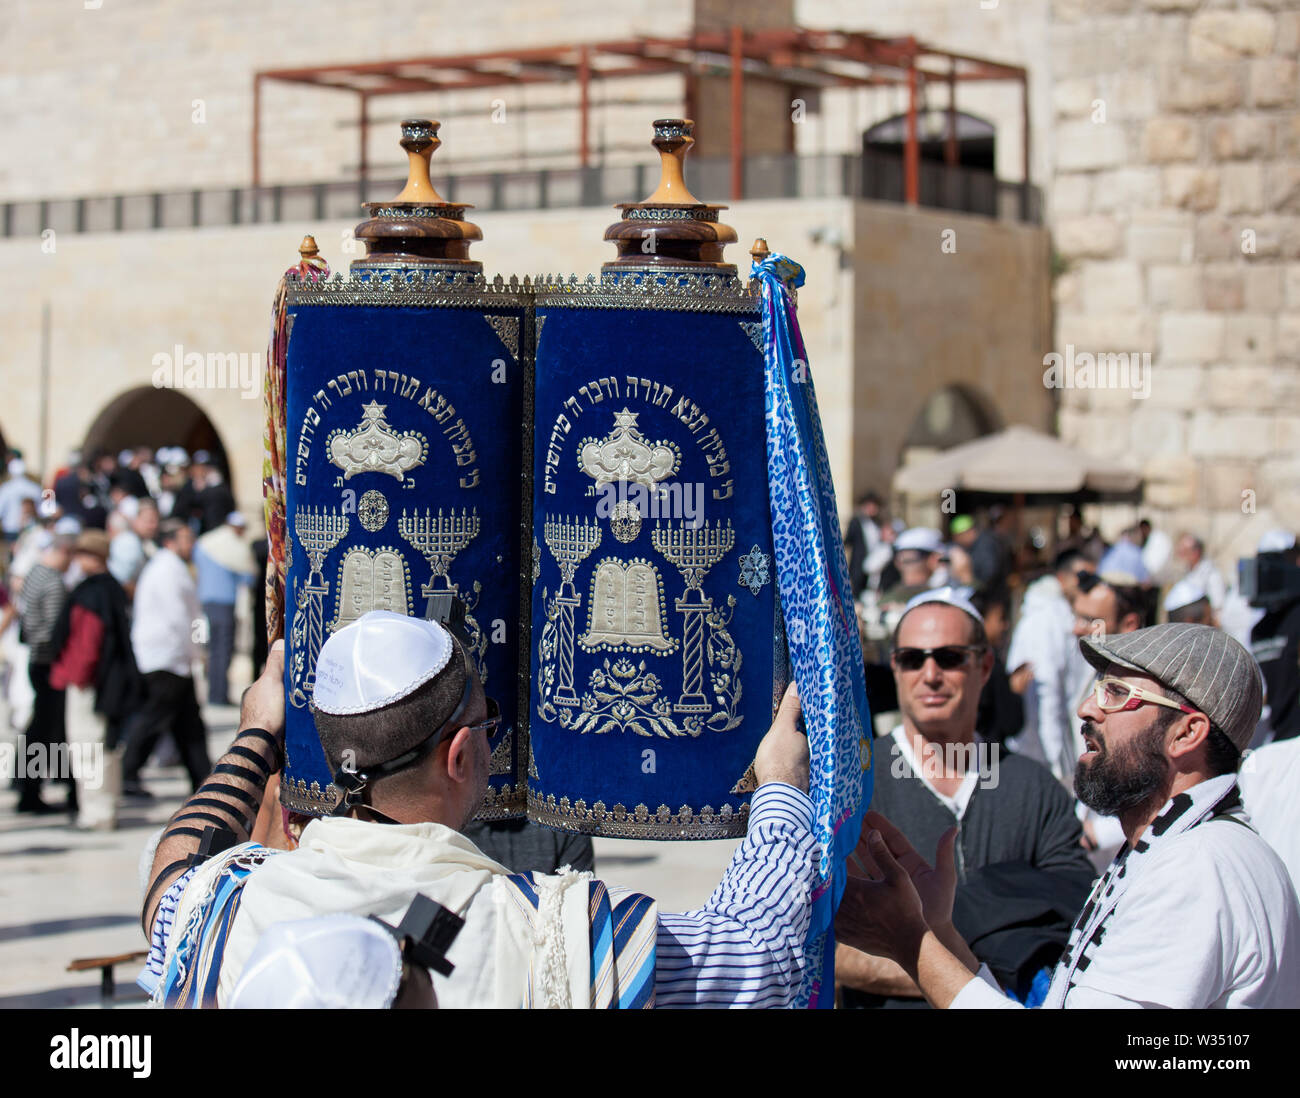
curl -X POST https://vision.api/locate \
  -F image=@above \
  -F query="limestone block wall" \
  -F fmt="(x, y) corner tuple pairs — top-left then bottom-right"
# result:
(1048, 0), (1300, 565)
(1, 0), (694, 202)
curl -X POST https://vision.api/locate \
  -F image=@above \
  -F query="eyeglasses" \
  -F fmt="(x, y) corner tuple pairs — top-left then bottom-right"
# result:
(1092, 676), (1197, 715)
(892, 645), (986, 672)
(466, 697), (502, 739)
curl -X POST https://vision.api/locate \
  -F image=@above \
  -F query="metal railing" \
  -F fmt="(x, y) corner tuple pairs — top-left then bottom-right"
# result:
(1, 154), (1041, 240)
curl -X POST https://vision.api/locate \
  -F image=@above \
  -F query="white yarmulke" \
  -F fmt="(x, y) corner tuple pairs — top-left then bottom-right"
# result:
(1164, 576), (1208, 613)
(901, 585), (985, 626)
(1258, 528), (1297, 553)
(229, 914), (403, 1009)
(311, 609), (454, 716)
(894, 526), (946, 555)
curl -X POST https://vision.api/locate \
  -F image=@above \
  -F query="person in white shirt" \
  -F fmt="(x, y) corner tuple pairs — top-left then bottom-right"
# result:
(121, 519), (210, 796)
(1238, 737), (1300, 901)
(1174, 533), (1227, 612)
(1005, 548), (1095, 769)
(108, 498), (159, 598)
(837, 622), (1300, 1009)
(0, 458), (44, 540)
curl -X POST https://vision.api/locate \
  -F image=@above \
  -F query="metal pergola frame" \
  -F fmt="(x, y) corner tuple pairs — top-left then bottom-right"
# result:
(252, 26), (1030, 211)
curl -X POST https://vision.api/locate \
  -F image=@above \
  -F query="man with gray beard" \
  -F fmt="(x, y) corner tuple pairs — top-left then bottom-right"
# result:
(839, 623), (1300, 1009)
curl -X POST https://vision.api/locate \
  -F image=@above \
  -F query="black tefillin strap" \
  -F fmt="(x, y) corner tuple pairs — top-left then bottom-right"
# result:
(143, 728), (285, 934)
(329, 595), (476, 822)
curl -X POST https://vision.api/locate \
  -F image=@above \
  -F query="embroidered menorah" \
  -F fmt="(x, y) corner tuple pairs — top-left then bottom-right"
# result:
(654, 520), (735, 713)
(295, 507), (350, 580)
(290, 507), (349, 705)
(542, 516), (602, 707)
(543, 516), (602, 595)
(398, 507), (480, 595)
(652, 519), (734, 590)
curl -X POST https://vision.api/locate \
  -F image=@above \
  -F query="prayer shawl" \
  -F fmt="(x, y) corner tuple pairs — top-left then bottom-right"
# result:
(1043, 774), (1246, 1008)
(155, 816), (656, 1008)
(753, 255), (871, 1008)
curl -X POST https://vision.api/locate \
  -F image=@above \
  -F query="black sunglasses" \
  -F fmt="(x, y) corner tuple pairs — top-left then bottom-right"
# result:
(892, 645), (985, 672)
(466, 697), (502, 740)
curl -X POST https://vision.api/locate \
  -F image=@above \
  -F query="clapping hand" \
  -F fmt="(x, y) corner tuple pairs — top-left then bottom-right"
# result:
(835, 811), (958, 966)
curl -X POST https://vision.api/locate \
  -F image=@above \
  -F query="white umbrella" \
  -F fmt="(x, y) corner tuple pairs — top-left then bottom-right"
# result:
(893, 424), (1141, 496)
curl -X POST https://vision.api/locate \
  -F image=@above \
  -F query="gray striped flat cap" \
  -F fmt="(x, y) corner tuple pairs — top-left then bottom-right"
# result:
(1080, 623), (1262, 752)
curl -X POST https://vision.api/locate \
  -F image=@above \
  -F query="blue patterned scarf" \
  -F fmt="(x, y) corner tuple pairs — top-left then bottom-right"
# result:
(754, 254), (872, 1008)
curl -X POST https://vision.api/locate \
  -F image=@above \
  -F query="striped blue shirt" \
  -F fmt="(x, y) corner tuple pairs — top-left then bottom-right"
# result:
(654, 782), (816, 1007)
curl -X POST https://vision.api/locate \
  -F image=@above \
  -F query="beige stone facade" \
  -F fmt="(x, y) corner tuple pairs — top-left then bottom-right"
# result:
(1048, 0), (1300, 565)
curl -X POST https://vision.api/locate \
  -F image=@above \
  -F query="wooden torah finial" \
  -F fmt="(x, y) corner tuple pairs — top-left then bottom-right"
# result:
(299, 235), (320, 261)
(643, 118), (703, 205)
(602, 118), (738, 273)
(392, 119), (448, 204)
(351, 119), (482, 271)
(750, 238), (771, 264)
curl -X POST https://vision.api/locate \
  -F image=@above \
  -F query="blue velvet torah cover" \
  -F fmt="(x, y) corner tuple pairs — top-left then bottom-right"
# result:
(529, 287), (785, 839)
(280, 275), (531, 818)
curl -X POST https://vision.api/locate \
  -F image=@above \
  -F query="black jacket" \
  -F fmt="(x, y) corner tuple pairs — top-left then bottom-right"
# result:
(1252, 598), (1300, 741)
(51, 571), (142, 722)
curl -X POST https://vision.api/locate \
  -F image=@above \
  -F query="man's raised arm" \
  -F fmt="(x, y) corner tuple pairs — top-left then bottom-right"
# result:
(140, 640), (286, 939)
(654, 684), (819, 1007)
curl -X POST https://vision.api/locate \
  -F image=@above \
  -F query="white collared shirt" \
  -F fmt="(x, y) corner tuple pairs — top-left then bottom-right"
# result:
(131, 547), (201, 676)
(888, 727), (980, 819)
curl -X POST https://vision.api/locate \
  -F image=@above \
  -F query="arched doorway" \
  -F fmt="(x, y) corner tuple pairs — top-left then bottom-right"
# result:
(861, 109), (998, 216)
(900, 384), (1001, 465)
(81, 387), (232, 481)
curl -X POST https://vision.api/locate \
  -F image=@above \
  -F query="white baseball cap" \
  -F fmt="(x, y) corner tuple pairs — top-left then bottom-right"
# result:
(312, 610), (455, 716)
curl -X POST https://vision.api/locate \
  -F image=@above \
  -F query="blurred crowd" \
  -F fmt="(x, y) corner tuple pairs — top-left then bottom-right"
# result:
(0, 447), (268, 831)
(847, 499), (1299, 840)
(834, 493), (1300, 1006)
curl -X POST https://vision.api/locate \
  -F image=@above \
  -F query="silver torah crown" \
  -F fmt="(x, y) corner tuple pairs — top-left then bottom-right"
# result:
(284, 270), (762, 315)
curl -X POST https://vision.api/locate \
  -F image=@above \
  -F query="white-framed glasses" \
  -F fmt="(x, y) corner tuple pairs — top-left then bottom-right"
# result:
(1092, 676), (1197, 716)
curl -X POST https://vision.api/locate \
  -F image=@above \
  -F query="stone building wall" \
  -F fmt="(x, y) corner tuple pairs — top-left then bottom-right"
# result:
(1, 0), (695, 202)
(1048, 0), (1300, 564)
